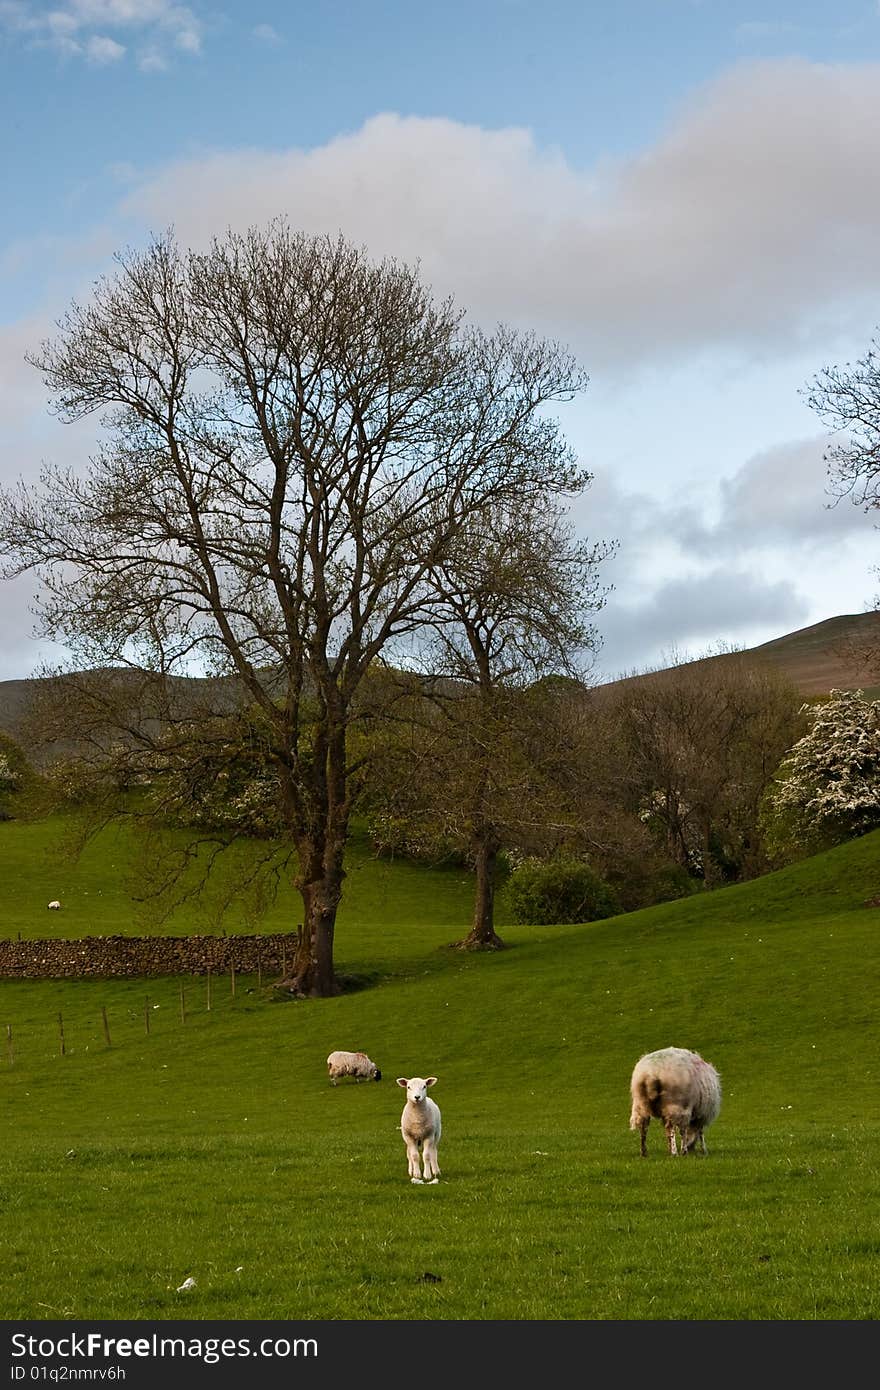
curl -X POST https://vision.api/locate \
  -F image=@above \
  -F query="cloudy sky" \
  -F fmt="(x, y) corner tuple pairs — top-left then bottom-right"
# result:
(2, 0), (880, 682)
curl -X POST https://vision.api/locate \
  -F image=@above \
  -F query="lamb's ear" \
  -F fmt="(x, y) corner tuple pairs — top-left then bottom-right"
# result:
(396, 1077), (408, 1088)
(425, 1077), (438, 1087)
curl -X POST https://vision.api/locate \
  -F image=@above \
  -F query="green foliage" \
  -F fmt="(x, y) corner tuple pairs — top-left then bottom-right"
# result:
(506, 854), (618, 924)
(364, 810), (466, 867)
(762, 688), (880, 861)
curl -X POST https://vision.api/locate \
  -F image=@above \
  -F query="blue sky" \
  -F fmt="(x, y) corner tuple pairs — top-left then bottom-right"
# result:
(2, 0), (880, 680)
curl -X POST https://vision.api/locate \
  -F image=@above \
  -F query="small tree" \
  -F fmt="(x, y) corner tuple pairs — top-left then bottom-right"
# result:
(0, 222), (593, 995)
(364, 497), (611, 949)
(762, 688), (880, 859)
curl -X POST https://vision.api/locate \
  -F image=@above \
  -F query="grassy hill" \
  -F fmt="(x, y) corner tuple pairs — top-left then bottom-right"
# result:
(602, 610), (880, 697)
(0, 814), (500, 946)
(0, 814), (879, 1320)
(748, 610), (880, 695)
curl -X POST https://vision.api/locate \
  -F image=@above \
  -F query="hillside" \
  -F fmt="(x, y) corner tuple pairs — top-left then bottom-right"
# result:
(0, 666), (250, 762)
(602, 609), (880, 698)
(0, 816), (879, 1319)
(747, 610), (880, 695)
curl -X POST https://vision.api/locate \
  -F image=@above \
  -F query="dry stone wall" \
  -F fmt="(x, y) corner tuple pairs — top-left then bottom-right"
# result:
(0, 931), (300, 978)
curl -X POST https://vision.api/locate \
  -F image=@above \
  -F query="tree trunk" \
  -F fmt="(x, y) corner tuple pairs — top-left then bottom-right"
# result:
(454, 837), (506, 950)
(280, 844), (345, 997)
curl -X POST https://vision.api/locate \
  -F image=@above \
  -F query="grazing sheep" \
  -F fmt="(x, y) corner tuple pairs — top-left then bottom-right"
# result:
(47, 900), (61, 910)
(326, 1050), (382, 1085)
(629, 1046), (721, 1157)
(397, 1076), (441, 1184)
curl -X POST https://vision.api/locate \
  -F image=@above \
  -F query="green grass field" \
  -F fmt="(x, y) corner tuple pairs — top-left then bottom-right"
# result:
(1, 816), (879, 1320)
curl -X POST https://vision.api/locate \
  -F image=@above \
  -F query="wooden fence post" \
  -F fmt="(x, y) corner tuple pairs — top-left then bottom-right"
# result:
(101, 1006), (112, 1048)
(144, 996), (150, 1035)
(57, 1012), (66, 1057)
(206, 968), (212, 1012)
(6, 1024), (13, 1068)
(179, 981), (186, 1024)
(230, 963), (236, 999)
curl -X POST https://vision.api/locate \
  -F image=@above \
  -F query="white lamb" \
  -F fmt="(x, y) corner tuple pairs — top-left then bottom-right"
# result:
(397, 1076), (441, 1184)
(326, 1050), (382, 1085)
(47, 900), (61, 910)
(629, 1046), (721, 1157)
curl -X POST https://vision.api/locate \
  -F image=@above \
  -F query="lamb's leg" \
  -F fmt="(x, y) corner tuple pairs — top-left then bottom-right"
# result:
(405, 1137), (423, 1183)
(423, 1139), (440, 1182)
(696, 1130), (707, 1156)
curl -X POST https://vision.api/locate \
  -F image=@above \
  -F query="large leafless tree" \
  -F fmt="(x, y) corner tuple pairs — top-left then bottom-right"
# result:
(0, 221), (593, 996)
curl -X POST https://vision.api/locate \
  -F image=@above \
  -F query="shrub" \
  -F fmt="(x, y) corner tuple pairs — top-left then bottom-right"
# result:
(507, 856), (618, 925)
(604, 855), (697, 912)
(762, 688), (880, 861)
(0, 734), (45, 821)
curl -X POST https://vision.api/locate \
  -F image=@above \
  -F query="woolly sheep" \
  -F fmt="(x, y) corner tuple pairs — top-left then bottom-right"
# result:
(397, 1076), (441, 1184)
(47, 900), (61, 910)
(326, 1049), (382, 1085)
(629, 1046), (721, 1157)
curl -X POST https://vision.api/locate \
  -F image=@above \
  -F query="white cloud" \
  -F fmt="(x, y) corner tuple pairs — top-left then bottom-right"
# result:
(0, 0), (202, 65)
(85, 33), (124, 63)
(680, 438), (878, 552)
(117, 60), (880, 366)
(137, 47), (166, 71)
(252, 22), (281, 44)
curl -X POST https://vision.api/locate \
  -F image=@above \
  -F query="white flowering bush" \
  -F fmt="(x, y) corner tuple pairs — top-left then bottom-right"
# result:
(762, 688), (880, 857)
(0, 753), (19, 791)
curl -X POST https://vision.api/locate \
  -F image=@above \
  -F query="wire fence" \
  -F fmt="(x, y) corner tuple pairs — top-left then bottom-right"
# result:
(3, 965), (282, 1068)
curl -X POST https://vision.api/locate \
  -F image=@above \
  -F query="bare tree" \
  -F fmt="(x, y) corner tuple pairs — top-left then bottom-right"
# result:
(807, 339), (880, 674)
(421, 499), (610, 946)
(601, 653), (802, 885)
(807, 335), (880, 512)
(0, 221), (592, 996)
(363, 497), (610, 948)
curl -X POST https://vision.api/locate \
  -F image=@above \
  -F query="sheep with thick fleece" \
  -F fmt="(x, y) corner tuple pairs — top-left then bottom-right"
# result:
(326, 1050), (382, 1085)
(397, 1076), (441, 1183)
(630, 1047), (721, 1157)
(47, 900), (61, 910)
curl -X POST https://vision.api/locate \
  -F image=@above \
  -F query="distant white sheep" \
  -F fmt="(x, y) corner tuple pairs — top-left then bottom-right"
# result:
(47, 900), (61, 910)
(629, 1046), (721, 1157)
(326, 1050), (382, 1085)
(397, 1076), (441, 1183)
